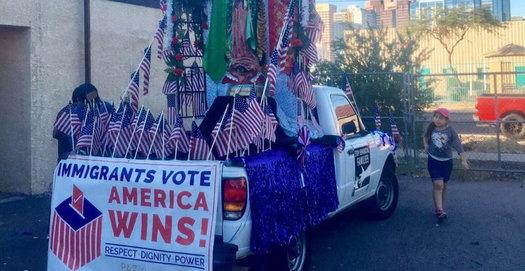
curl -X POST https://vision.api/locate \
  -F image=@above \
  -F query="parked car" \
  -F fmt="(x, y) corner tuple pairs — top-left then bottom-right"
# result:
(474, 94), (525, 139)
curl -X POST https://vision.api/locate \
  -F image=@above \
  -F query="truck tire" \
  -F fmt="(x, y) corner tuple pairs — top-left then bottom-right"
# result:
(365, 169), (398, 220)
(269, 232), (310, 271)
(500, 113), (525, 140)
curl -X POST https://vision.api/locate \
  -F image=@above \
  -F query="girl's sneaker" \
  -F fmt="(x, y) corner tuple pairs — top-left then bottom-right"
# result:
(436, 210), (447, 226)
(436, 210), (448, 219)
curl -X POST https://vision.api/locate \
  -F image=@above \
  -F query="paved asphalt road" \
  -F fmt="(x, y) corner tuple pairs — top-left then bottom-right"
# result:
(1, 175), (524, 271)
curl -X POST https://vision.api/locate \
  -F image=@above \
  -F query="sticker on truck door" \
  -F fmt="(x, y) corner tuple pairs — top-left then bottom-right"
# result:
(354, 146), (371, 189)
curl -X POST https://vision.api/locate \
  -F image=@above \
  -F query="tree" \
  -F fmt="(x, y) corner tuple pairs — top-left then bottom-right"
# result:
(313, 27), (433, 124)
(412, 6), (503, 72)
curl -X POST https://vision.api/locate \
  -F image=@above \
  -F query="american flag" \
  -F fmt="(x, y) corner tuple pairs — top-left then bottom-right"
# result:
(193, 91), (207, 117)
(232, 95), (253, 150)
(265, 0), (295, 96)
(261, 104), (278, 142)
(154, 17), (167, 59)
(186, 62), (205, 91)
(302, 42), (318, 69)
(278, 0), (295, 67)
(169, 114), (189, 154)
(54, 102), (82, 136)
(243, 86), (265, 137)
(127, 71), (140, 113)
(266, 49), (279, 97)
(135, 111), (156, 157)
(305, 9), (323, 44)
(211, 111), (233, 158)
(389, 113), (401, 141)
(149, 114), (173, 158)
(181, 31), (194, 56)
(162, 80), (180, 95)
(336, 135), (347, 154)
(374, 104), (382, 130)
(76, 109), (95, 150)
(342, 73), (353, 98)
(166, 94), (178, 126)
(189, 121), (212, 160)
(140, 46), (152, 95)
(106, 105), (123, 151)
(127, 108), (147, 154)
(296, 72), (315, 109)
(113, 105), (135, 157)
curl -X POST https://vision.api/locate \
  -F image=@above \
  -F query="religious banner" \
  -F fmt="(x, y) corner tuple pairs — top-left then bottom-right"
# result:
(48, 156), (221, 271)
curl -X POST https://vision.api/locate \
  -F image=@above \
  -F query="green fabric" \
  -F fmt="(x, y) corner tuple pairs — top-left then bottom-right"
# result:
(204, 0), (230, 83)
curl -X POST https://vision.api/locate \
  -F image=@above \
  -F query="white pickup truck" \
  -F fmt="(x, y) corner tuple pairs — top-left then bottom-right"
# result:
(211, 86), (399, 271)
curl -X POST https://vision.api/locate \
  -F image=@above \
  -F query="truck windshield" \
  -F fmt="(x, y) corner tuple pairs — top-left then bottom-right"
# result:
(330, 94), (360, 136)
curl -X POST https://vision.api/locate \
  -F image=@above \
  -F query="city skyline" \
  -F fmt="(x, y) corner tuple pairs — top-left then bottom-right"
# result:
(316, 0), (525, 17)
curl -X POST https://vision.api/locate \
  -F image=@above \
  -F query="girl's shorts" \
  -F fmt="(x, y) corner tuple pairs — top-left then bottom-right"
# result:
(427, 156), (453, 183)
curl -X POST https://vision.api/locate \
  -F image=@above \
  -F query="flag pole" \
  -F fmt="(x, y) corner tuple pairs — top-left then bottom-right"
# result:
(90, 104), (102, 156)
(125, 105), (144, 158)
(68, 101), (75, 151)
(226, 97), (237, 160)
(120, 39), (155, 101)
(162, 111), (166, 160)
(147, 112), (163, 160)
(260, 0), (295, 100)
(77, 106), (91, 153)
(207, 104), (230, 160)
(135, 109), (150, 159)
(111, 103), (127, 158)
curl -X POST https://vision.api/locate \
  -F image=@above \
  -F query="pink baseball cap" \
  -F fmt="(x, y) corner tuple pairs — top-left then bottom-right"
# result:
(434, 108), (450, 119)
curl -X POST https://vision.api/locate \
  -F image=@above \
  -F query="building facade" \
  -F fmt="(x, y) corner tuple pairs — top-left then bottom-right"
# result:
(365, 0), (413, 28)
(410, 0), (511, 21)
(0, 0), (165, 194)
(315, 3), (337, 61)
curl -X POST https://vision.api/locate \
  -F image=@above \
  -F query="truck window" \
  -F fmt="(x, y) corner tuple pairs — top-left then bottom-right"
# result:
(330, 94), (360, 136)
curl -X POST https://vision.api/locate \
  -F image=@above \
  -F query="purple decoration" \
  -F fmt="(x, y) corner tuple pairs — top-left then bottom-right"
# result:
(240, 144), (338, 253)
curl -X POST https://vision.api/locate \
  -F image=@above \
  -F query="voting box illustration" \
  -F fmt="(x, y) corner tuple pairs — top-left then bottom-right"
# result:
(49, 185), (103, 271)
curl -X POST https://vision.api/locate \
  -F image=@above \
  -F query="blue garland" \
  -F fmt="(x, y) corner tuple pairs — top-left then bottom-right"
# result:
(240, 144), (338, 253)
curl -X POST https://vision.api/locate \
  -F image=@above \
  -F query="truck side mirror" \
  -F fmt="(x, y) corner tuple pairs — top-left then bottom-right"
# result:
(342, 121), (357, 135)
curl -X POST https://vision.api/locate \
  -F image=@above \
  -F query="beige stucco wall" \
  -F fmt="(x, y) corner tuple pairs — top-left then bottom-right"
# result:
(0, 0), (166, 194)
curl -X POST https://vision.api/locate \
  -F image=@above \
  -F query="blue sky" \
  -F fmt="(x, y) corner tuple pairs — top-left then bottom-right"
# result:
(316, 0), (525, 17)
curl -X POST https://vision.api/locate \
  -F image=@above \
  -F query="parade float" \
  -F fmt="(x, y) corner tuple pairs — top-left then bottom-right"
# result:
(48, 1), (399, 270)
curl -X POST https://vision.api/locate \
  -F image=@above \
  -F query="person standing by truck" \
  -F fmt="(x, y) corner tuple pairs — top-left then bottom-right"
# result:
(423, 108), (469, 222)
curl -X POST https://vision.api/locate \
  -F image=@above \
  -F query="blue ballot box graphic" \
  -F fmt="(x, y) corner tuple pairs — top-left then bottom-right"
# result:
(50, 186), (103, 271)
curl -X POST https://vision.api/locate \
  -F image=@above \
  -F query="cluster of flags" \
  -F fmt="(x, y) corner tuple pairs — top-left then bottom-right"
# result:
(210, 86), (278, 158)
(373, 103), (401, 141)
(266, 0), (296, 97)
(53, 101), (189, 160)
(53, 87), (279, 160)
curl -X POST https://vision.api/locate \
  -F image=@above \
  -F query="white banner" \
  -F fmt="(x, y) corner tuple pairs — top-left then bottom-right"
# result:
(47, 155), (221, 271)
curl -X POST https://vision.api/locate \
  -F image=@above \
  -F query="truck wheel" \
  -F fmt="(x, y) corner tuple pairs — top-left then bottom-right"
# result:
(269, 232), (310, 271)
(365, 169), (398, 220)
(500, 113), (525, 140)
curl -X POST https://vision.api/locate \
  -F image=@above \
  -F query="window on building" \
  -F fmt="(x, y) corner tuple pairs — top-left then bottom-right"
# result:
(516, 66), (525, 87)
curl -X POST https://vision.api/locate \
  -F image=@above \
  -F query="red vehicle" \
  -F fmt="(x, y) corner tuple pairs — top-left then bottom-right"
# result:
(474, 94), (525, 139)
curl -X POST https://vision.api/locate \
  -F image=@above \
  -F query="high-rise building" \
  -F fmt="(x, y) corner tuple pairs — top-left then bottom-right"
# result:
(410, 0), (510, 21)
(315, 3), (337, 61)
(365, 0), (413, 28)
(334, 5), (375, 41)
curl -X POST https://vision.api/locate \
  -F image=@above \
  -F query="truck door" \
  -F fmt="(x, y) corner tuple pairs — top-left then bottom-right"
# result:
(330, 94), (371, 208)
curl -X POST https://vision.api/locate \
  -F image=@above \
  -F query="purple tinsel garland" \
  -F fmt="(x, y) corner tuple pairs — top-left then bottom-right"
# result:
(241, 144), (338, 253)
